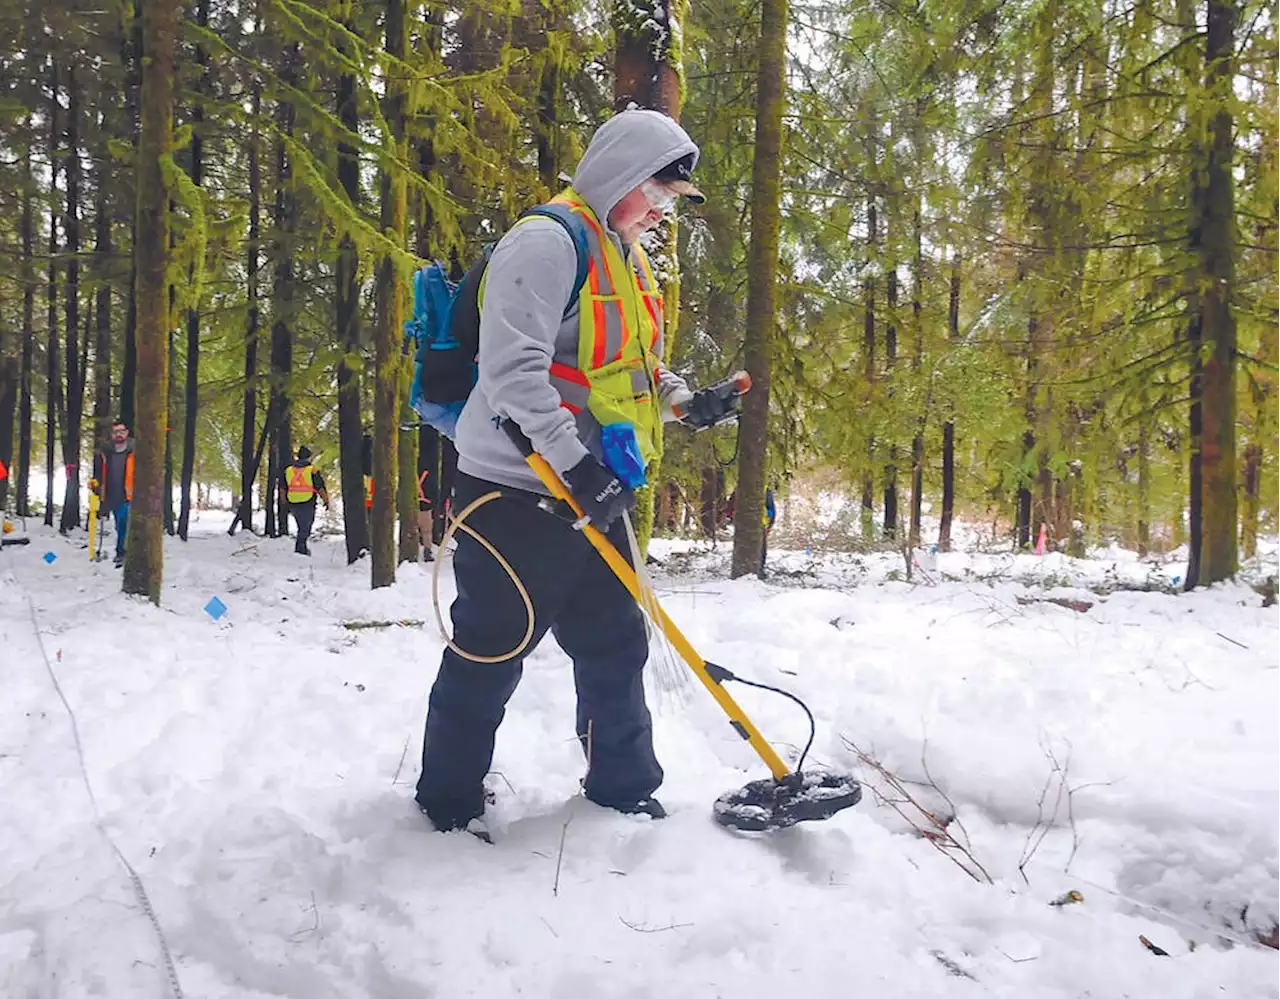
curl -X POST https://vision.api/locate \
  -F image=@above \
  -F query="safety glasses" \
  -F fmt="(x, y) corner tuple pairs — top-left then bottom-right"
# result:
(640, 178), (678, 215)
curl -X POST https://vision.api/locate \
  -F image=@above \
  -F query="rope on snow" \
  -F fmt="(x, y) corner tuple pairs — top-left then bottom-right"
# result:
(0, 548), (186, 999)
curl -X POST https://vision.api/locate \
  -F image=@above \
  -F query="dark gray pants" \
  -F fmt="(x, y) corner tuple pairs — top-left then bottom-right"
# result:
(415, 472), (660, 829)
(290, 500), (316, 553)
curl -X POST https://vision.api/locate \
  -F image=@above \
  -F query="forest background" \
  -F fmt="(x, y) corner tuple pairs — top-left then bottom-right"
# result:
(0, 0), (1274, 602)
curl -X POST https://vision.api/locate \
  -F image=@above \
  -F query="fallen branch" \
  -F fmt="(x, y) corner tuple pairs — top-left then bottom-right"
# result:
(844, 737), (993, 884)
(930, 950), (977, 980)
(342, 619), (425, 631)
(619, 916), (693, 934)
(1015, 595), (1093, 613)
(1019, 737), (1072, 884)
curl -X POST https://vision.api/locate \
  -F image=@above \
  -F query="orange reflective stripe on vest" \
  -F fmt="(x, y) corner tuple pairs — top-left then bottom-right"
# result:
(287, 464), (316, 503)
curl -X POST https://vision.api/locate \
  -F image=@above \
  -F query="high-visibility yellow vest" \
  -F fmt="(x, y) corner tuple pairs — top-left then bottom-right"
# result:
(287, 464), (317, 503)
(363, 474), (373, 509)
(494, 187), (666, 468)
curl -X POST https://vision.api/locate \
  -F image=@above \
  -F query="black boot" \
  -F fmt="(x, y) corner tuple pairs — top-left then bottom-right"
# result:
(586, 794), (667, 819)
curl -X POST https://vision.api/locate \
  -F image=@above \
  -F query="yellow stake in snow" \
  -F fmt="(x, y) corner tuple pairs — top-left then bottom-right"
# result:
(87, 480), (100, 561)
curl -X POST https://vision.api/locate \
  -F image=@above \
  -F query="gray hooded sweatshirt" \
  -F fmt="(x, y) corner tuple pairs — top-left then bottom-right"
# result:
(453, 109), (696, 495)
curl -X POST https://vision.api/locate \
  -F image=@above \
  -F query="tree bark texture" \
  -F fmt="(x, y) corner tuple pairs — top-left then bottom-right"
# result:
(60, 66), (84, 533)
(93, 140), (113, 452)
(938, 257), (959, 551)
(730, 0), (787, 578)
(1190, 0), (1238, 585)
(397, 356), (419, 564)
(178, 0), (208, 541)
(909, 199), (924, 548)
(370, 0), (409, 588)
(883, 266), (898, 540)
(123, 0), (179, 603)
(237, 77), (262, 535)
(177, 0), (207, 543)
(613, 1), (684, 116)
(269, 46), (298, 537)
(45, 67), (61, 529)
(336, 50), (369, 563)
(16, 136), (36, 516)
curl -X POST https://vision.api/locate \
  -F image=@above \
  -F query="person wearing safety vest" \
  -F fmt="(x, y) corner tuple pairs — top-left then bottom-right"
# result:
(414, 109), (734, 838)
(278, 445), (329, 555)
(93, 420), (136, 567)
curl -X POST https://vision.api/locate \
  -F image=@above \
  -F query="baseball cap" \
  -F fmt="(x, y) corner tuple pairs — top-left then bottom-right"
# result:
(653, 153), (705, 204)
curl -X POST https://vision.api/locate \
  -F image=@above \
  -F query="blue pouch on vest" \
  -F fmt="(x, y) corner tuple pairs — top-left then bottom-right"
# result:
(600, 422), (647, 490)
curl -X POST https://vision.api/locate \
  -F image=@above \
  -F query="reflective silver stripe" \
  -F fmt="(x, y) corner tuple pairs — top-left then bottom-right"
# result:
(549, 373), (591, 413)
(629, 368), (651, 396)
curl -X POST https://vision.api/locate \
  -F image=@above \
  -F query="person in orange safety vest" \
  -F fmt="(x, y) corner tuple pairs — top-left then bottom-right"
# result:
(278, 445), (329, 555)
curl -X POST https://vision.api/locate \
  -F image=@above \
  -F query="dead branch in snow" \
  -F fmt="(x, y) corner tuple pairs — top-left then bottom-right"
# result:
(1019, 737), (1072, 883)
(342, 619), (425, 630)
(619, 916), (694, 933)
(1015, 594), (1093, 613)
(844, 737), (993, 884)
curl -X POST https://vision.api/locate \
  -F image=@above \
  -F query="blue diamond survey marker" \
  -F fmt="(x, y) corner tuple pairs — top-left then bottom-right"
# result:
(43, 551), (57, 564)
(203, 596), (227, 621)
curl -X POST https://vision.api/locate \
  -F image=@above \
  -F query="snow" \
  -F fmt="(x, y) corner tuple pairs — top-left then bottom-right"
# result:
(1, 511), (1277, 998)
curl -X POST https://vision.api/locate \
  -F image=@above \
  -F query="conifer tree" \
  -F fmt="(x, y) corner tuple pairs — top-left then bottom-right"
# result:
(123, 0), (179, 604)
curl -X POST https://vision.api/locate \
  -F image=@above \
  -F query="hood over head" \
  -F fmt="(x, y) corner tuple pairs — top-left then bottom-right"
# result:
(571, 109), (700, 229)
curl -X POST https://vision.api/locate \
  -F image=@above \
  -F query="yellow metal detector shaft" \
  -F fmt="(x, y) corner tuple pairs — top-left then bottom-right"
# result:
(523, 451), (792, 781)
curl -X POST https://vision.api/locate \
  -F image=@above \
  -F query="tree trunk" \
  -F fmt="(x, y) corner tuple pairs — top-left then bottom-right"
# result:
(1185, 312), (1203, 588)
(730, 0), (787, 578)
(370, 0), (409, 588)
(164, 322), (176, 535)
(861, 198), (876, 541)
(938, 256), (959, 551)
(270, 46), (298, 538)
(59, 66), (84, 533)
(534, 2), (562, 194)
(123, 0), (178, 603)
(93, 140), (113, 452)
(16, 135), (35, 516)
(0, 131), (28, 507)
(1016, 310), (1040, 550)
(177, 0), (207, 541)
(119, 9), (141, 434)
(45, 65), (61, 530)
(1137, 419), (1151, 556)
(236, 77), (262, 536)
(612, 0), (684, 115)
(909, 199), (924, 548)
(1016, 430), (1034, 549)
(397, 359), (419, 563)
(336, 42), (369, 563)
(1190, 0), (1238, 585)
(1240, 443), (1260, 560)
(883, 266), (898, 540)
(122, 257), (138, 431)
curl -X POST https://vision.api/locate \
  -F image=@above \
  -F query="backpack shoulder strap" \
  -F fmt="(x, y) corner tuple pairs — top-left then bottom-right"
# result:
(519, 203), (591, 316)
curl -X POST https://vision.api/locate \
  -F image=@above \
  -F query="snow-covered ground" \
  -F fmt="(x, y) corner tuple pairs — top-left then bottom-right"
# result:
(1, 511), (1276, 998)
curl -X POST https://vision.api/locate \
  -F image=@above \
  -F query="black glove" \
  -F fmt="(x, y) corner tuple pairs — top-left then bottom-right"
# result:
(682, 385), (739, 429)
(562, 455), (635, 530)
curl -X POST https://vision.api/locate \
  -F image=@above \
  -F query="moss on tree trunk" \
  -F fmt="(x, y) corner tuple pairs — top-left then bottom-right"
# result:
(123, 0), (179, 604)
(1187, 0), (1239, 587)
(731, 0), (787, 579)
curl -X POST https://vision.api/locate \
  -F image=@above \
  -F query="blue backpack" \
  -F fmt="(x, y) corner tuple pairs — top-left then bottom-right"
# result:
(405, 203), (591, 439)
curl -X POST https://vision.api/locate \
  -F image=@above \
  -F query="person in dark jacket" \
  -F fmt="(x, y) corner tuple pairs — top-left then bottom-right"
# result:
(94, 421), (135, 567)
(278, 446), (329, 555)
